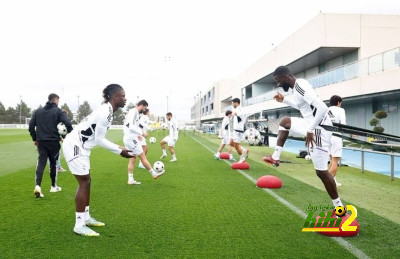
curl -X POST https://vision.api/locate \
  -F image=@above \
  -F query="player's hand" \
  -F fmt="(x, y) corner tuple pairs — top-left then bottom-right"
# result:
(33, 141), (38, 147)
(305, 132), (315, 148)
(138, 136), (143, 141)
(143, 132), (148, 138)
(120, 148), (134, 158)
(274, 92), (284, 102)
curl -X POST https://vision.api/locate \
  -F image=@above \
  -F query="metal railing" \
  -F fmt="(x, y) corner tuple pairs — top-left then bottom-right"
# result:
(244, 47), (400, 106)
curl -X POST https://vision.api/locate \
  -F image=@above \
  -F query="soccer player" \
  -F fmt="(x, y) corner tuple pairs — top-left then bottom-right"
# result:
(328, 95), (346, 187)
(138, 108), (150, 169)
(29, 93), (73, 198)
(230, 98), (249, 163)
(62, 84), (133, 236)
(160, 112), (179, 162)
(214, 110), (235, 160)
(124, 100), (165, 185)
(263, 66), (345, 211)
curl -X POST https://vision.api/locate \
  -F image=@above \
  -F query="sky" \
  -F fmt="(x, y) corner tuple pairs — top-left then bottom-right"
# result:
(0, 0), (399, 121)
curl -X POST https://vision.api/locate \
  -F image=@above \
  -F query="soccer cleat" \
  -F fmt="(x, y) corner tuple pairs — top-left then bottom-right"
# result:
(138, 163), (145, 169)
(50, 186), (62, 192)
(169, 158), (177, 162)
(336, 182), (342, 187)
(127, 179), (141, 185)
(74, 225), (100, 236)
(34, 185), (44, 198)
(214, 154), (220, 160)
(263, 156), (280, 167)
(229, 157), (236, 161)
(57, 167), (67, 172)
(160, 154), (167, 159)
(153, 170), (165, 179)
(243, 148), (249, 158)
(85, 217), (105, 227)
(238, 155), (246, 163)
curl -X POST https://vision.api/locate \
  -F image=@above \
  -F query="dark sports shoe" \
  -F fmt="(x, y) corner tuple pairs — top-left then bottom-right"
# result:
(263, 156), (280, 167)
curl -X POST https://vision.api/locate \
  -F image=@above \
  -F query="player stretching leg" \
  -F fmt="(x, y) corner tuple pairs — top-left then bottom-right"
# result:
(124, 100), (165, 184)
(214, 110), (235, 161)
(160, 112), (179, 162)
(230, 98), (249, 163)
(63, 84), (133, 236)
(263, 66), (345, 211)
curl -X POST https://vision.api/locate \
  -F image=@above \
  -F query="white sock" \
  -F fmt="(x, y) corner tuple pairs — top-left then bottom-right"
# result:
(272, 146), (283, 160)
(162, 149), (167, 155)
(229, 154), (233, 159)
(150, 168), (157, 176)
(75, 212), (85, 228)
(332, 197), (343, 208)
(216, 152), (220, 156)
(333, 176), (338, 184)
(138, 162), (143, 167)
(84, 206), (90, 221)
(172, 154), (176, 159)
(128, 173), (134, 181)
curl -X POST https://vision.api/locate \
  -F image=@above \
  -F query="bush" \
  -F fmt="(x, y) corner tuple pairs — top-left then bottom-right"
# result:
(369, 118), (379, 127)
(373, 126), (385, 133)
(374, 110), (387, 119)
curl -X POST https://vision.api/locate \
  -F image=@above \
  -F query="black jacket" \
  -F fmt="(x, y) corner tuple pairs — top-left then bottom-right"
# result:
(29, 102), (73, 141)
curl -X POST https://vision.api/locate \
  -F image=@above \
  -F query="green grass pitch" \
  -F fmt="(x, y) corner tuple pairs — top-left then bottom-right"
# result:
(0, 129), (399, 258)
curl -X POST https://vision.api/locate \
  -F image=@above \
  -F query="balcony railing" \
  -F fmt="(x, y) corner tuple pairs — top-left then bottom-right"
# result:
(243, 47), (400, 106)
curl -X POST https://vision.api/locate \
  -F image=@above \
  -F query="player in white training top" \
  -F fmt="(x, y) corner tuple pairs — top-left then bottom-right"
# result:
(123, 100), (165, 184)
(137, 109), (150, 169)
(62, 84), (133, 237)
(328, 95), (346, 187)
(230, 98), (249, 163)
(214, 110), (235, 161)
(160, 112), (179, 162)
(263, 66), (345, 212)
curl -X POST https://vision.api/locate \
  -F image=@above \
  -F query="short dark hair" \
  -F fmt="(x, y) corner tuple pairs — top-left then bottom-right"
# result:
(225, 110), (232, 116)
(273, 66), (292, 77)
(137, 100), (148, 107)
(330, 95), (342, 106)
(102, 84), (124, 102)
(232, 98), (240, 104)
(48, 93), (59, 102)
(166, 112), (172, 116)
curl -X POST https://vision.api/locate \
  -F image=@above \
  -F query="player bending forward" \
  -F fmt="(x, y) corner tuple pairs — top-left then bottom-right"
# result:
(214, 110), (235, 161)
(62, 84), (133, 237)
(263, 66), (345, 212)
(160, 112), (179, 162)
(124, 100), (165, 185)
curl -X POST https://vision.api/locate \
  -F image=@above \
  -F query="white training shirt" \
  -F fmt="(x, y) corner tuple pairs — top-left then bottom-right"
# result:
(67, 102), (121, 154)
(283, 79), (332, 132)
(168, 118), (179, 140)
(328, 106), (346, 125)
(219, 116), (231, 138)
(232, 106), (246, 132)
(123, 108), (143, 138)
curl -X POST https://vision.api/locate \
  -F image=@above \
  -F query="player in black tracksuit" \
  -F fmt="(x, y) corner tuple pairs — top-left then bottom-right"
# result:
(29, 93), (73, 197)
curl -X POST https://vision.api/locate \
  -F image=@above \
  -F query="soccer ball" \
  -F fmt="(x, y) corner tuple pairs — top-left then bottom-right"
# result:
(153, 161), (164, 173)
(247, 136), (256, 146)
(335, 206), (346, 217)
(161, 123), (168, 130)
(305, 155), (311, 160)
(149, 137), (157, 144)
(57, 123), (67, 135)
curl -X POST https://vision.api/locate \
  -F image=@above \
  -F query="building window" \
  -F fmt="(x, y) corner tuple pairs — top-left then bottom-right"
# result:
(210, 103), (214, 111)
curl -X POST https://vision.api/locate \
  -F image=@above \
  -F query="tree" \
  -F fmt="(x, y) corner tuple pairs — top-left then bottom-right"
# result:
(0, 102), (6, 123)
(61, 103), (73, 121)
(77, 101), (92, 122)
(369, 110), (387, 133)
(112, 108), (126, 125)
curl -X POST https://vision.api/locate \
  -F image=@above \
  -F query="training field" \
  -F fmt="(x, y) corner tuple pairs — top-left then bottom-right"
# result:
(0, 129), (399, 258)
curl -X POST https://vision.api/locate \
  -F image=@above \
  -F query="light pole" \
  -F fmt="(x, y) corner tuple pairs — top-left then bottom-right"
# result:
(167, 96), (169, 112)
(77, 95), (80, 122)
(19, 95), (22, 125)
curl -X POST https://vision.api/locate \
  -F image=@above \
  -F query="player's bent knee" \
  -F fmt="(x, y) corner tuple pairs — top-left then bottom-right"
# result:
(279, 117), (291, 129)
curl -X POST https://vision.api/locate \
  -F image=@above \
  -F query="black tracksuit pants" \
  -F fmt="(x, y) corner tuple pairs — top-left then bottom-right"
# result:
(35, 140), (61, 187)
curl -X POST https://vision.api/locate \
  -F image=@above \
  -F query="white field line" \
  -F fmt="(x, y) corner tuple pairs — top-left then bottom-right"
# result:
(189, 133), (369, 259)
